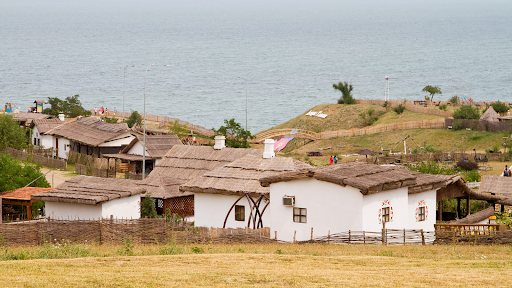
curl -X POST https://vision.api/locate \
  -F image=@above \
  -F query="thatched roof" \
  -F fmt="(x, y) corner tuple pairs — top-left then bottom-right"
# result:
(13, 112), (54, 124)
(133, 127), (171, 135)
(479, 175), (512, 195)
(137, 145), (263, 199)
(31, 118), (64, 134)
(31, 175), (143, 205)
(180, 154), (312, 197)
(102, 153), (152, 161)
(45, 117), (129, 146)
(479, 106), (499, 123)
(452, 206), (495, 224)
(121, 134), (183, 158)
(260, 163), (456, 195)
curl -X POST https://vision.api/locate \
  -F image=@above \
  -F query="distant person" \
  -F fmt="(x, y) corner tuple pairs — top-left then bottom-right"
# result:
(28, 106), (32, 112)
(508, 110), (511, 116)
(330, 155), (333, 165)
(334, 155), (338, 164)
(504, 165), (509, 177)
(114, 107), (117, 116)
(94, 107), (98, 116)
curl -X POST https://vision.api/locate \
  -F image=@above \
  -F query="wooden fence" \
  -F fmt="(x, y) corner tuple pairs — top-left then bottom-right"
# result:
(75, 163), (117, 178)
(0, 218), (272, 246)
(319, 118), (446, 139)
(445, 118), (512, 132)
(434, 224), (511, 245)
(1, 147), (67, 170)
(91, 110), (215, 137)
(373, 151), (502, 164)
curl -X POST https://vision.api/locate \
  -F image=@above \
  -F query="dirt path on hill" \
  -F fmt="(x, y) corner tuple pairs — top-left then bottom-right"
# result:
(40, 168), (76, 188)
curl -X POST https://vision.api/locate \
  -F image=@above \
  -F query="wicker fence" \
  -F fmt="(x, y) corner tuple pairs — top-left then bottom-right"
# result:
(0, 219), (272, 246)
(302, 229), (434, 245)
(319, 118), (446, 139)
(373, 151), (502, 164)
(75, 163), (117, 178)
(1, 147), (67, 170)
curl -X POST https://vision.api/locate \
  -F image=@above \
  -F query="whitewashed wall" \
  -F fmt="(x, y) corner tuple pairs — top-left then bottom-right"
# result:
(41, 135), (53, 150)
(54, 137), (70, 159)
(102, 194), (141, 219)
(31, 126), (40, 147)
(127, 141), (149, 156)
(194, 193), (270, 229)
(270, 178), (364, 242)
(362, 187), (408, 232)
(407, 189), (437, 231)
(98, 133), (135, 147)
(46, 201), (102, 220)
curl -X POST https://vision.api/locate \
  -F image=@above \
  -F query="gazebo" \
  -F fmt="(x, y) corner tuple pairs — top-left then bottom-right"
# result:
(0, 187), (55, 222)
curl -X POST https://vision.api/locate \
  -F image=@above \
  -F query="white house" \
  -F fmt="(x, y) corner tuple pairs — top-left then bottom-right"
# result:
(30, 118), (64, 150)
(180, 139), (312, 229)
(259, 163), (455, 242)
(31, 175), (142, 220)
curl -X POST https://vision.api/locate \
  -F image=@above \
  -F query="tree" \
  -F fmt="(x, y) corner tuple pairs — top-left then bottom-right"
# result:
(104, 117), (119, 124)
(125, 111), (143, 128)
(213, 119), (253, 148)
(0, 114), (28, 149)
(0, 153), (50, 192)
(393, 104), (406, 115)
(453, 105), (480, 119)
(422, 86), (442, 106)
(333, 82), (355, 104)
(168, 120), (190, 139)
(140, 192), (157, 218)
(43, 95), (91, 118)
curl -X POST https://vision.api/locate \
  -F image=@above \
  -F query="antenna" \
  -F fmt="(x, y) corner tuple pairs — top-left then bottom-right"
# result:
(384, 76), (390, 101)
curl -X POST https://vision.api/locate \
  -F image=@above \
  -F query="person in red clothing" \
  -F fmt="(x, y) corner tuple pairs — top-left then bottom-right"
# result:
(329, 155), (334, 165)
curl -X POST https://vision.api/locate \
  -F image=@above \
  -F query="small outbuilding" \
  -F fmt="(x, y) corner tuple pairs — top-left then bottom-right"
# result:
(31, 176), (143, 220)
(0, 187), (55, 222)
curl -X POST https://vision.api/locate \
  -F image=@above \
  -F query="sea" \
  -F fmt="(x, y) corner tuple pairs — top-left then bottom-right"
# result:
(0, 0), (511, 133)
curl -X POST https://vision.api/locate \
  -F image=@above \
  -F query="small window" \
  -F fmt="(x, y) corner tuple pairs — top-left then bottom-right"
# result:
(33, 138), (37, 145)
(37, 139), (40, 146)
(157, 199), (164, 209)
(382, 207), (390, 223)
(418, 206), (426, 221)
(293, 207), (307, 223)
(235, 205), (245, 221)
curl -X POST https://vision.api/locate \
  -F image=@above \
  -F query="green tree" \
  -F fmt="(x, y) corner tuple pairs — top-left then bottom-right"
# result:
(422, 85), (442, 106)
(0, 114), (28, 149)
(140, 192), (157, 218)
(333, 82), (355, 104)
(104, 117), (119, 124)
(484, 102), (509, 114)
(125, 111), (143, 128)
(42, 95), (91, 118)
(393, 104), (406, 115)
(0, 153), (50, 192)
(213, 119), (253, 148)
(408, 161), (456, 175)
(453, 105), (480, 119)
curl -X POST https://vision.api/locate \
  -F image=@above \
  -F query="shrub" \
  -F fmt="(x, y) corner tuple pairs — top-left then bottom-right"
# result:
(461, 170), (481, 182)
(125, 111), (142, 128)
(439, 104), (448, 111)
(455, 160), (479, 171)
(359, 108), (381, 126)
(191, 246), (204, 253)
(104, 117), (118, 123)
(452, 120), (463, 130)
(393, 104), (405, 115)
(423, 144), (441, 153)
(491, 102), (508, 114)
(409, 161), (456, 175)
(453, 105), (480, 119)
(449, 96), (459, 105)
(140, 192), (157, 218)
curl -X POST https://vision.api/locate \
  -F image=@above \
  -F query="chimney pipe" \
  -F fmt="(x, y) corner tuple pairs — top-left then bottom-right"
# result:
(58, 114), (65, 122)
(263, 139), (275, 159)
(214, 135), (226, 150)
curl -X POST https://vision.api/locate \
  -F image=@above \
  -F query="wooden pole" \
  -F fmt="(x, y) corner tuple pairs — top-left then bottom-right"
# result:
(421, 229), (425, 245)
(457, 198), (461, 219)
(382, 222), (386, 245)
(293, 231), (296, 243)
(403, 229), (406, 245)
(438, 200), (443, 222)
(363, 231), (366, 244)
(274, 231), (277, 241)
(328, 230), (330, 244)
(466, 195), (471, 216)
(311, 227), (313, 242)
(348, 230), (351, 244)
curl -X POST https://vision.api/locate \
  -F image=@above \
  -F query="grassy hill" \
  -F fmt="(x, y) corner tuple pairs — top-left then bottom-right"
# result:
(265, 103), (442, 133)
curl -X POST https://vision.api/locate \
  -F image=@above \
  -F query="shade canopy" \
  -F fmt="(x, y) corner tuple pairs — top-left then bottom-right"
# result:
(357, 149), (377, 156)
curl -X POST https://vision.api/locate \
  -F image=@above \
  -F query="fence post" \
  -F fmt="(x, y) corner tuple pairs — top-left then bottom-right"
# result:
(293, 231), (296, 243)
(328, 230), (330, 244)
(348, 230), (351, 244)
(275, 231), (277, 241)
(311, 227), (313, 242)
(403, 229), (406, 245)
(363, 231), (366, 244)
(421, 229), (425, 245)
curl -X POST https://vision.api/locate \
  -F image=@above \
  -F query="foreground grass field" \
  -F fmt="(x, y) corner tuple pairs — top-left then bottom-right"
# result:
(2, 243), (512, 287)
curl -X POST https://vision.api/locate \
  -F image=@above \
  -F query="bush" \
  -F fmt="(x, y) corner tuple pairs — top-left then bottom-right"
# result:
(140, 192), (157, 218)
(461, 170), (481, 182)
(453, 105), (480, 119)
(449, 96), (459, 105)
(422, 144), (441, 153)
(104, 117), (118, 123)
(408, 161), (456, 175)
(491, 102), (508, 113)
(359, 108), (381, 126)
(125, 111), (142, 128)
(393, 104), (405, 115)
(439, 104), (448, 111)
(452, 120), (463, 130)
(455, 160), (478, 171)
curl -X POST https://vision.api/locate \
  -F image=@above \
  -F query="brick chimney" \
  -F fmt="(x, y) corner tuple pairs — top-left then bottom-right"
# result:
(263, 139), (275, 159)
(214, 135), (226, 150)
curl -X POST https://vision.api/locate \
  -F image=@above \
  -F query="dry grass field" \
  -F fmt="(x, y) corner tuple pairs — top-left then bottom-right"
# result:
(2, 243), (512, 287)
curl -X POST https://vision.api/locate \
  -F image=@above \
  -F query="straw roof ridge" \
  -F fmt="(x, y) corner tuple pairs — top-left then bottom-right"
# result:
(32, 118), (64, 134)
(479, 106), (499, 123)
(452, 206), (495, 224)
(479, 175), (512, 195)
(31, 175), (143, 205)
(45, 117), (130, 146)
(121, 134), (183, 158)
(180, 155), (313, 197)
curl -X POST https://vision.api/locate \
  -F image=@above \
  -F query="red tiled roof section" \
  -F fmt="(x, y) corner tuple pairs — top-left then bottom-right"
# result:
(0, 187), (56, 201)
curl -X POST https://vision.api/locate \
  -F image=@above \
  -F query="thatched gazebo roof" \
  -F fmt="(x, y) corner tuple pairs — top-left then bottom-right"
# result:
(479, 106), (499, 123)
(31, 175), (143, 205)
(180, 154), (312, 197)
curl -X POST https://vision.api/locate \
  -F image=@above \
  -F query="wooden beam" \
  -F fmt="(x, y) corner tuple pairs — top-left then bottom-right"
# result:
(457, 198), (461, 219)
(466, 195), (471, 216)
(437, 183), (466, 202)
(438, 200), (443, 222)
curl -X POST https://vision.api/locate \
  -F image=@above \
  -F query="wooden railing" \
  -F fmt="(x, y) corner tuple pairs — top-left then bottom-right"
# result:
(434, 224), (506, 236)
(251, 129), (320, 143)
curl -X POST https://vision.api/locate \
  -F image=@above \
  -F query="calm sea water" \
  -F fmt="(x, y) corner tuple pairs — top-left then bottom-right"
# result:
(1, 0), (511, 133)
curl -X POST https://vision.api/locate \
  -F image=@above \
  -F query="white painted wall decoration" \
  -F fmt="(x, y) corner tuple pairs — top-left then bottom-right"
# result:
(407, 189), (436, 231)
